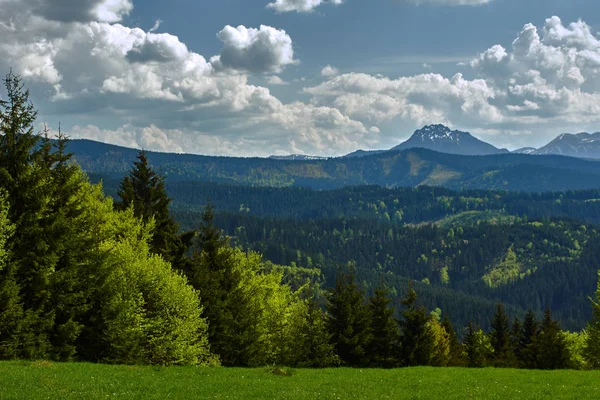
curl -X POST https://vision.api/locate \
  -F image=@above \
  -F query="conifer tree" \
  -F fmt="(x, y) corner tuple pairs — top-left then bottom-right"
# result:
(117, 151), (186, 267)
(297, 298), (338, 368)
(517, 310), (540, 369)
(462, 322), (490, 367)
(367, 285), (399, 368)
(585, 273), (600, 369)
(441, 314), (463, 366)
(537, 308), (570, 370)
(398, 283), (435, 366)
(489, 303), (512, 366)
(326, 270), (372, 367)
(0, 71), (54, 359)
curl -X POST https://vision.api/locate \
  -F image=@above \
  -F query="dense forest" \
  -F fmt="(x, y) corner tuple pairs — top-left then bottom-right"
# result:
(1, 73), (600, 370)
(69, 137), (600, 192)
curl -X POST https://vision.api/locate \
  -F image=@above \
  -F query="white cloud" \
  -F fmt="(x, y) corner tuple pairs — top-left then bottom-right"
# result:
(266, 76), (289, 85)
(266, 0), (343, 13)
(0, 0), (373, 156)
(210, 25), (297, 74)
(303, 16), (600, 148)
(321, 65), (339, 77)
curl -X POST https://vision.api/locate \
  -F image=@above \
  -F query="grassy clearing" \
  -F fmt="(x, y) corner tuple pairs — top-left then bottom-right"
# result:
(0, 362), (599, 400)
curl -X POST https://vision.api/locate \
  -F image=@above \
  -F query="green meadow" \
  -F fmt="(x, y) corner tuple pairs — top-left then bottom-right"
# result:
(1, 362), (599, 400)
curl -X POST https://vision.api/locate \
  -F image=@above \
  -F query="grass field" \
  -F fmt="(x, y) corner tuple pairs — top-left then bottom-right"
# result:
(1, 361), (599, 400)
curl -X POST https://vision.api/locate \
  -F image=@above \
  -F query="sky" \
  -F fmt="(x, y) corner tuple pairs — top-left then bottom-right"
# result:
(1, 0), (600, 156)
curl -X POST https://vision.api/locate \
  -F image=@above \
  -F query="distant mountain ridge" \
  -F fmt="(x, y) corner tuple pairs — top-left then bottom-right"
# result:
(391, 124), (509, 156)
(67, 139), (600, 192)
(534, 132), (600, 159)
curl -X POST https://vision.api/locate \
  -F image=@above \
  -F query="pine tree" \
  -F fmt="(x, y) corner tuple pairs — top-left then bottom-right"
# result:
(441, 314), (463, 366)
(489, 303), (512, 366)
(585, 273), (600, 369)
(517, 310), (540, 369)
(537, 308), (570, 370)
(0, 71), (54, 359)
(367, 285), (399, 368)
(326, 270), (372, 367)
(462, 322), (490, 368)
(117, 151), (186, 267)
(297, 298), (338, 368)
(398, 283), (435, 366)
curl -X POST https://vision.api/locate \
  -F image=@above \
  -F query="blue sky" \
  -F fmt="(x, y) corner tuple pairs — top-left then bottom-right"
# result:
(2, 0), (600, 155)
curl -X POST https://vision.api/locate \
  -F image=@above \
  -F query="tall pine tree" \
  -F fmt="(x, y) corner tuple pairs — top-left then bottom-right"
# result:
(367, 285), (399, 368)
(398, 283), (435, 366)
(538, 308), (570, 370)
(117, 151), (187, 268)
(489, 303), (512, 366)
(585, 272), (600, 369)
(326, 269), (372, 367)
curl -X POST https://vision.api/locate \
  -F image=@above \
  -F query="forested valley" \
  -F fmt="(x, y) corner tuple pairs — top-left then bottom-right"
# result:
(1, 72), (600, 371)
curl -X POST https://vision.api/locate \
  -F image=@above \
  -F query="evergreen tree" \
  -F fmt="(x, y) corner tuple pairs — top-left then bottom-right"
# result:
(537, 308), (570, 370)
(326, 270), (372, 367)
(517, 310), (540, 369)
(398, 283), (435, 366)
(489, 303), (512, 366)
(367, 285), (399, 368)
(462, 322), (490, 367)
(0, 71), (53, 359)
(296, 298), (338, 368)
(441, 314), (463, 366)
(117, 151), (186, 267)
(585, 272), (600, 369)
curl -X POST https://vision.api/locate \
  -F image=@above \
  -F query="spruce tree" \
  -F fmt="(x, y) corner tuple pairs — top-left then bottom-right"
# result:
(0, 71), (54, 359)
(489, 303), (512, 366)
(117, 151), (186, 267)
(367, 285), (399, 368)
(462, 322), (490, 367)
(326, 270), (372, 367)
(441, 314), (463, 366)
(187, 204), (259, 366)
(297, 298), (338, 368)
(398, 283), (435, 366)
(586, 272), (600, 369)
(537, 308), (570, 370)
(517, 310), (540, 369)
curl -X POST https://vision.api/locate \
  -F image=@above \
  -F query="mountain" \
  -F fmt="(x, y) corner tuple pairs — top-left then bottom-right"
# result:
(512, 147), (537, 155)
(391, 124), (509, 156)
(68, 139), (600, 192)
(343, 149), (387, 158)
(534, 132), (600, 159)
(269, 154), (329, 161)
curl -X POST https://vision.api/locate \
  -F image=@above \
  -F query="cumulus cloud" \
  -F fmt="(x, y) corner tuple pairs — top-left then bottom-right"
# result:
(321, 65), (339, 77)
(211, 25), (297, 74)
(266, 0), (343, 13)
(0, 0), (373, 156)
(303, 16), (600, 148)
(266, 76), (289, 85)
(6, 0), (135, 23)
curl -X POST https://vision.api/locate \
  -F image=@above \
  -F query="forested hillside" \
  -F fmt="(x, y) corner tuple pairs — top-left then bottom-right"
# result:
(70, 139), (600, 192)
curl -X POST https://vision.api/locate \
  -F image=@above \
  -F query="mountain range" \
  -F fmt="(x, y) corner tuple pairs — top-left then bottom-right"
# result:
(67, 138), (600, 193)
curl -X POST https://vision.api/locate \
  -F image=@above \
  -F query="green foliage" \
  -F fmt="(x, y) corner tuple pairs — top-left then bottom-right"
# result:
(367, 285), (399, 367)
(462, 322), (492, 368)
(399, 284), (435, 366)
(489, 303), (513, 366)
(538, 309), (571, 370)
(326, 270), (372, 367)
(517, 310), (540, 369)
(585, 272), (600, 369)
(117, 151), (186, 268)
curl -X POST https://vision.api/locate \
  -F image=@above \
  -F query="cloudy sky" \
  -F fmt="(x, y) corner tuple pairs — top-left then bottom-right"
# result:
(1, 0), (600, 156)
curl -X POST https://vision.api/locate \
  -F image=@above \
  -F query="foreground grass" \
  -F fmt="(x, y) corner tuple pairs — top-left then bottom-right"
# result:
(1, 362), (599, 400)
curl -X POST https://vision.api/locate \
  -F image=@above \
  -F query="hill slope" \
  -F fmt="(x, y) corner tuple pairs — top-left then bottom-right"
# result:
(68, 139), (600, 192)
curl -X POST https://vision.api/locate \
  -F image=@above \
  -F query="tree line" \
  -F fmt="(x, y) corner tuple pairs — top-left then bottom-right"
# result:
(0, 72), (599, 369)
